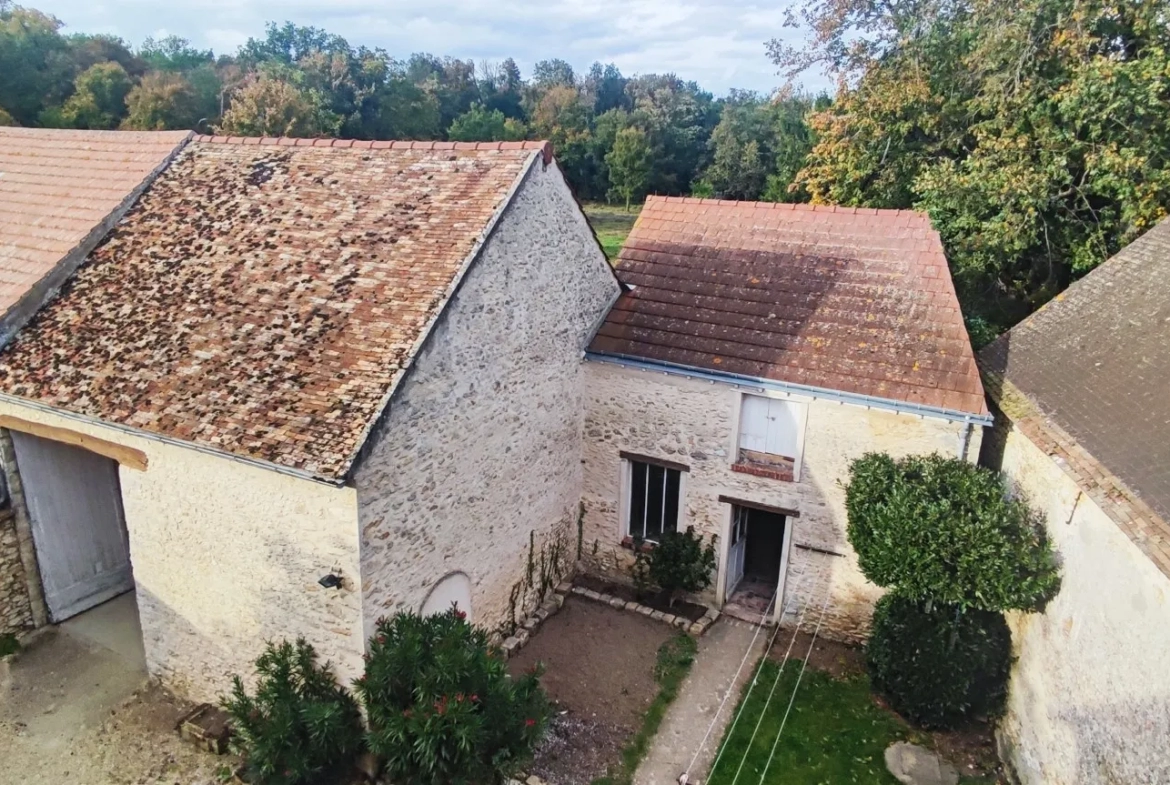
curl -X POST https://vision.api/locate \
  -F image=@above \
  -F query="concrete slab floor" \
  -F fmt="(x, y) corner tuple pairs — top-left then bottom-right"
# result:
(0, 591), (150, 782)
(635, 617), (768, 785)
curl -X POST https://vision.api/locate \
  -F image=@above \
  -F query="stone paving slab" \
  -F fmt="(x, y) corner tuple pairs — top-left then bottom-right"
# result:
(634, 618), (767, 785)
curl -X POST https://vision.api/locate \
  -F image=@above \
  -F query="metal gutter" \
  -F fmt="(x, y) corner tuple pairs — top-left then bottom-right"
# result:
(0, 392), (346, 488)
(585, 351), (994, 427)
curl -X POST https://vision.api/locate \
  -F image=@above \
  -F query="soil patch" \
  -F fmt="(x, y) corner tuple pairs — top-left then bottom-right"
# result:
(767, 630), (866, 680)
(507, 597), (673, 785)
(922, 721), (1002, 782)
(574, 574), (708, 622)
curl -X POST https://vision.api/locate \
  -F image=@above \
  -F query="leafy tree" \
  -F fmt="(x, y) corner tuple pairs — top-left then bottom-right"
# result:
(584, 61), (628, 115)
(846, 452), (1060, 613)
(448, 102), (525, 142)
(867, 595), (1012, 729)
(776, 0), (1170, 325)
(59, 61), (133, 128)
(632, 526), (717, 606)
(0, 3), (74, 125)
(223, 638), (365, 785)
(532, 58), (575, 89)
(703, 91), (773, 200)
(355, 607), (549, 785)
(138, 34), (213, 72)
(217, 70), (340, 137)
(367, 75), (442, 140)
(122, 71), (199, 130)
(606, 126), (652, 210)
(0, 106), (15, 126)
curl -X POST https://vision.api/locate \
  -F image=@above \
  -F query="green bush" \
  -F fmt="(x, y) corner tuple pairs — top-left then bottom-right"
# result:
(632, 526), (716, 607)
(355, 607), (549, 785)
(846, 452), (1060, 613)
(223, 638), (364, 785)
(866, 595), (1012, 730)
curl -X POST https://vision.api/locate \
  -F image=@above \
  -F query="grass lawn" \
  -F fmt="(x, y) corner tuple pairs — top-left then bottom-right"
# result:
(707, 659), (996, 785)
(582, 202), (640, 261)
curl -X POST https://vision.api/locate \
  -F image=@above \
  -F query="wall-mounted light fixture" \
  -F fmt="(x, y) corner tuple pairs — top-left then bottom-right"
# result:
(318, 573), (343, 589)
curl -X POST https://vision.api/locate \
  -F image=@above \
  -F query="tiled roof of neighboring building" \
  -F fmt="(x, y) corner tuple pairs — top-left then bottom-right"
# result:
(980, 218), (1170, 574)
(0, 127), (190, 313)
(0, 137), (550, 481)
(590, 196), (987, 416)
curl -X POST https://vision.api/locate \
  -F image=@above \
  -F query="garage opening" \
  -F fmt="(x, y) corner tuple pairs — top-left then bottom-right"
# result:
(11, 432), (139, 629)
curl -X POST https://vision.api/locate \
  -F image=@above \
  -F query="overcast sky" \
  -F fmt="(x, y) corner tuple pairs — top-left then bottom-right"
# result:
(31, 0), (829, 96)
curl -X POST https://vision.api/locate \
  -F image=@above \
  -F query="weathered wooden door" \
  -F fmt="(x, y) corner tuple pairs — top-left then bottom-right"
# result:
(726, 506), (748, 596)
(12, 432), (133, 621)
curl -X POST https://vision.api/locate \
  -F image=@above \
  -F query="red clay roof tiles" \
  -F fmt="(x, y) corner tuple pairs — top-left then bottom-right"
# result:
(590, 196), (986, 416)
(0, 138), (540, 481)
(0, 127), (190, 313)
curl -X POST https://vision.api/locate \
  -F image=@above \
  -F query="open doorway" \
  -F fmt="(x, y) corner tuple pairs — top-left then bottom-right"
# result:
(724, 505), (789, 623)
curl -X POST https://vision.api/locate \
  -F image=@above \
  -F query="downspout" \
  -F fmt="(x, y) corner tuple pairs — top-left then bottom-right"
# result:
(958, 422), (974, 462)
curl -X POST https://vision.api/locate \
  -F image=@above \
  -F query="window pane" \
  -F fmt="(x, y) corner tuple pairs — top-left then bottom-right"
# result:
(628, 461), (647, 538)
(663, 468), (680, 534)
(645, 463), (666, 539)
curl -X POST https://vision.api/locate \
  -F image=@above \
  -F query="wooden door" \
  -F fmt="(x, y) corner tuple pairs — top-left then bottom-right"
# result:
(12, 432), (133, 621)
(726, 506), (748, 595)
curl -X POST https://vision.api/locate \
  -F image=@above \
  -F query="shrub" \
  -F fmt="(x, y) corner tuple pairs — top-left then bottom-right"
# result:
(866, 594), (1012, 730)
(634, 527), (717, 607)
(223, 638), (364, 785)
(355, 607), (549, 785)
(846, 452), (1060, 613)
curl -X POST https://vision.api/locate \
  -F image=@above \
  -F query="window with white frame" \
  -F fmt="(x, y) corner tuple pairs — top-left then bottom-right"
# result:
(625, 460), (682, 542)
(737, 395), (806, 480)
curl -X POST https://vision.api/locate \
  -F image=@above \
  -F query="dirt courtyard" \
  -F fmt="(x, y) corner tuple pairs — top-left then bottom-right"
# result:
(508, 597), (674, 785)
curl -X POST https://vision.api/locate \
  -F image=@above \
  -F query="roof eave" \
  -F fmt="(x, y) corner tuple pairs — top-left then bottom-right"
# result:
(587, 350), (994, 426)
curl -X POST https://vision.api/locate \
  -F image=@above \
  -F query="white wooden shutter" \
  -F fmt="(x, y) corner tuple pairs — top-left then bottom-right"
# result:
(765, 399), (802, 458)
(739, 395), (770, 452)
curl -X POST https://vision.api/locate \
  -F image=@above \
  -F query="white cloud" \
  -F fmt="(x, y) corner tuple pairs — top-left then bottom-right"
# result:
(35, 0), (828, 94)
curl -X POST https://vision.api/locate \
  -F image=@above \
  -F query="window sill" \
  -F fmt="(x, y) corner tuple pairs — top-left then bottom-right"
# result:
(620, 536), (657, 553)
(731, 461), (795, 483)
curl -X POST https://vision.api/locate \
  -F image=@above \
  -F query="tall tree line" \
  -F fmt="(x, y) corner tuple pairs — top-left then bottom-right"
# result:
(0, 3), (822, 205)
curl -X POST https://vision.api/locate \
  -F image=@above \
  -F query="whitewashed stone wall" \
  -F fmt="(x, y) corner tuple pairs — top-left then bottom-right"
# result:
(582, 361), (981, 643)
(355, 159), (621, 638)
(0, 403), (364, 704)
(0, 508), (33, 635)
(992, 424), (1170, 785)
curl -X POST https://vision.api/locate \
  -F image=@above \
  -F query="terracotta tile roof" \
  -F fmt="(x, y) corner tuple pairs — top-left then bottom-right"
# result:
(590, 196), (987, 416)
(980, 218), (1170, 575)
(0, 137), (546, 481)
(0, 127), (190, 313)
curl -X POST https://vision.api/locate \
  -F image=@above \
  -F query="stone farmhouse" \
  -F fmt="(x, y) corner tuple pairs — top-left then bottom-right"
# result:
(580, 196), (991, 641)
(0, 130), (989, 704)
(979, 220), (1170, 785)
(0, 130), (620, 700)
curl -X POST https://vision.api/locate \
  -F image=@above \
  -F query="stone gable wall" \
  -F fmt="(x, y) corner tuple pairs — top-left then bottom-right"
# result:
(581, 360), (980, 643)
(355, 160), (621, 638)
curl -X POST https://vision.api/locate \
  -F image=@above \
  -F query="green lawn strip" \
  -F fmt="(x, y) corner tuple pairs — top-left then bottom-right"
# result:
(593, 633), (698, 785)
(707, 660), (907, 785)
(582, 203), (640, 262)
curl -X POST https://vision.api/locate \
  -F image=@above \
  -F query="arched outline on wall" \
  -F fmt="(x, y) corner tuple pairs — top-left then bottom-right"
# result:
(420, 570), (473, 620)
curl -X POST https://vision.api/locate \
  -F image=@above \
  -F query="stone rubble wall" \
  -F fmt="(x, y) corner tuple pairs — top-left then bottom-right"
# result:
(355, 158), (622, 639)
(0, 507), (33, 635)
(581, 361), (981, 644)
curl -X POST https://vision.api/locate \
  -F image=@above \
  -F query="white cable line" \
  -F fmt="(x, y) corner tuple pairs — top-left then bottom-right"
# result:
(755, 574), (834, 785)
(722, 573), (823, 785)
(698, 561), (813, 783)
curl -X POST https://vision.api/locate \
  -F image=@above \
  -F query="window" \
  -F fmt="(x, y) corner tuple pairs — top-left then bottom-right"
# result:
(626, 460), (682, 541)
(736, 395), (806, 481)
